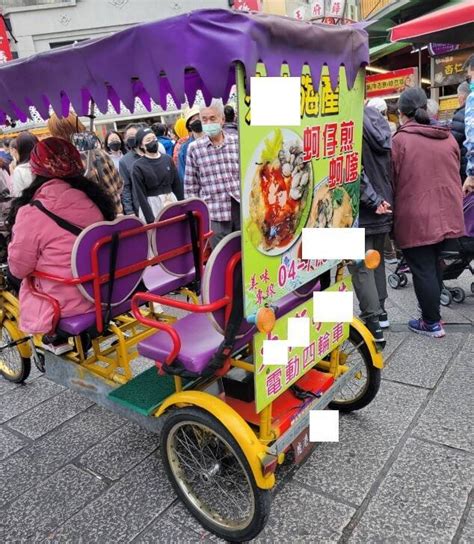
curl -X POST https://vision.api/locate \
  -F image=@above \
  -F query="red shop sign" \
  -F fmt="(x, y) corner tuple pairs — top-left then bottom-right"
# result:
(232, 0), (262, 11)
(0, 17), (12, 63)
(366, 67), (418, 98)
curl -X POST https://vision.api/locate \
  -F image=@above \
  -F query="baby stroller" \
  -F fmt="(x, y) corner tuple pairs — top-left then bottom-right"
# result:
(388, 194), (474, 306)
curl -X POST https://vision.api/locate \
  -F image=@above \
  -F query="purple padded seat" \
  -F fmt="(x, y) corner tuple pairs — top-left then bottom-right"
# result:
(137, 233), (320, 374)
(58, 217), (148, 336)
(151, 198), (210, 278)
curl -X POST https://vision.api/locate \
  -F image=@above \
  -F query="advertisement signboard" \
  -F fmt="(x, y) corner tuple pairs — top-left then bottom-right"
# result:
(366, 67), (418, 98)
(237, 63), (364, 319)
(0, 17), (12, 63)
(433, 48), (473, 88)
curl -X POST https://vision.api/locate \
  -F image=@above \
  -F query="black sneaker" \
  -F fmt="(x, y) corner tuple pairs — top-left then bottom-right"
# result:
(379, 312), (390, 329)
(365, 319), (386, 344)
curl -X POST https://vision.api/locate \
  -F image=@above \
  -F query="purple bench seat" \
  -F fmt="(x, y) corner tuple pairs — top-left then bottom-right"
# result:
(137, 289), (313, 374)
(58, 266), (195, 336)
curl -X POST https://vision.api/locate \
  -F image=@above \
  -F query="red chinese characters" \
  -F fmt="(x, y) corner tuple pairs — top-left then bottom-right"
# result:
(332, 322), (344, 343)
(328, 156), (344, 189)
(317, 332), (331, 356)
(285, 355), (300, 384)
(323, 123), (338, 157)
(303, 125), (321, 161)
(266, 368), (282, 396)
(340, 121), (354, 153)
(345, 152), (359, 183)
(303, 341), (316, 368)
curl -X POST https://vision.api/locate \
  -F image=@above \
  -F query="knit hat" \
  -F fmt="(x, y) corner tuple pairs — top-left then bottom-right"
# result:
(30, 137), (84, 178)
(135, 127), (155, 148)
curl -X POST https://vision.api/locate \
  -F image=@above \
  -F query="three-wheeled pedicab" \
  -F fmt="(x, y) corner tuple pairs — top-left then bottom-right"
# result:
(0, 10), (383, 541)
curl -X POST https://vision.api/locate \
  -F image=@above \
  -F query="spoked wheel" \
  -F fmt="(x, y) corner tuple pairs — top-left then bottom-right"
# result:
(161, 407), (271, 542)
(328, 326), (381, 412)
(0, 327), (31, 383)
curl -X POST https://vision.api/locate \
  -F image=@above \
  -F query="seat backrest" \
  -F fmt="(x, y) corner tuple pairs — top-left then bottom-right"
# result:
(201, 231), (253, 339)
(71, 216), (149, 306)
(151, 198), (210, 278)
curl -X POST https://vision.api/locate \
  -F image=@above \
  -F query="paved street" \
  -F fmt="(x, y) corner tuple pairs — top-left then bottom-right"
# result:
(1, 270), (472, 543)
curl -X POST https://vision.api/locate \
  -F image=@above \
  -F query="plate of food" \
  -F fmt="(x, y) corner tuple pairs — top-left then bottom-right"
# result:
(244, 128), (313, 255)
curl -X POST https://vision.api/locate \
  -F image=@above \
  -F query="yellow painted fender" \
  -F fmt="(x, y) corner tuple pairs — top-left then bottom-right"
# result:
(2, 319), (32, 359)
(155, 390), (275, 490)
(351, 318), (384, 369)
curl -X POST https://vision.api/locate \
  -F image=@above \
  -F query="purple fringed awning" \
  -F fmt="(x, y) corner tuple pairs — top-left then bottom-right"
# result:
(0, 9), (368, 124)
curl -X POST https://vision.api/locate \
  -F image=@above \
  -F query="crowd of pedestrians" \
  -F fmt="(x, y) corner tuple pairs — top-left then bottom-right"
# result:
(1, 58), (473, 342)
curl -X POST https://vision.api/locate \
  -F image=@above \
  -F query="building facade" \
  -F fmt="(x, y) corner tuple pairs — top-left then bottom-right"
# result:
(2, 0), (228, 58)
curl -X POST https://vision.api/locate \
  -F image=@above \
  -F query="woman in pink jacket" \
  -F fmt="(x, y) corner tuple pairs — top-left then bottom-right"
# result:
(7, 137), (116, 351)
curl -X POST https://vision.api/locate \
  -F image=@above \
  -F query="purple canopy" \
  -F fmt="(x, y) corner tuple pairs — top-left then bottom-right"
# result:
(0, 9), (368, 124)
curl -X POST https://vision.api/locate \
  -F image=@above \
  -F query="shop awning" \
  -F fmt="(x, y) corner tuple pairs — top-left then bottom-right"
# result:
(369, 41), (410, 62)
(0, 9), (368, 124)
(390, 0), (474, 44)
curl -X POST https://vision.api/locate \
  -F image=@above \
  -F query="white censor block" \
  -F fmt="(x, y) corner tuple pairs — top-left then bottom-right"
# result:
(302, 228), (365, 260)
(288, 317), (310, 347)
(251, 76), (301, 126)
(313, 291), (353, 323)
(263, 340), (289, 366)
(309, 410), (340, 442)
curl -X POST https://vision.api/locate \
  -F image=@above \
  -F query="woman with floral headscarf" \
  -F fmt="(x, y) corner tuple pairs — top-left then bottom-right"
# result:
(7, 137), (116, 341)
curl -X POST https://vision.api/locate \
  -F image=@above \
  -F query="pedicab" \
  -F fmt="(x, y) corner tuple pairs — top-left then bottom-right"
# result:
(0, 9), (383, 541)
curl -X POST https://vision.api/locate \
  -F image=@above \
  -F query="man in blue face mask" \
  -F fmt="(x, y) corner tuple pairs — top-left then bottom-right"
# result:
(184, 98), (241, 248)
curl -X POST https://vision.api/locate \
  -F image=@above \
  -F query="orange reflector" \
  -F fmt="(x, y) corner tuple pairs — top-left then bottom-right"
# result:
(365, 249), (381, 270)
(256, 307), (276, 333)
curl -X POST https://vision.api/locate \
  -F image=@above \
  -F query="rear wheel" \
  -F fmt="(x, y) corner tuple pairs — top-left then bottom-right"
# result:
(440, 288), (452, 307)
(451, 287), (466, 304)
(388, 273), (401, 289)
(0, 327), (31, 383)
(399, 272), (408, 287)
(328, 327), (381, 412)
(161, 407), (271, 542)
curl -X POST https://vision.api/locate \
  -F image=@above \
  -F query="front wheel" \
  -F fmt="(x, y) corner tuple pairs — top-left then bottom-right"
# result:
(440, 288), (452, 306)
(0, 327), (31, 383)
(451, 287), (466, 304)
(388, 273), (401, 289)
(161, 407), (271, 542)
(328, 327), (381, 412)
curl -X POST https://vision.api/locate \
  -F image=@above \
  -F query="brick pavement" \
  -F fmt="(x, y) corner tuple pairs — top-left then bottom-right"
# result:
(0, 271), (472, 543)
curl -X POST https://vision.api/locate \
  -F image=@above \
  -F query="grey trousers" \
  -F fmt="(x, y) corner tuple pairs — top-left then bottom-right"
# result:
(210, 198), (241, 249)
(348, 233), (388, 322)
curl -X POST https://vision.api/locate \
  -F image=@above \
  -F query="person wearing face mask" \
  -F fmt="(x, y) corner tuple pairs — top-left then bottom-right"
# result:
(178, 106), (204, 184)
(184, 98), (240, 248)
(104, 130), (126, 170)
(391, 87), (464, 338)
(131, 127), (183, 223)
(119, 123), (142, 215)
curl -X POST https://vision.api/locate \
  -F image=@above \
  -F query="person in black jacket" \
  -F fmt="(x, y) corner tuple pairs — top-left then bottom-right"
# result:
(350, 106), (393, 343)
(131, 127), (183, 223)
(450, 81), (470, 181)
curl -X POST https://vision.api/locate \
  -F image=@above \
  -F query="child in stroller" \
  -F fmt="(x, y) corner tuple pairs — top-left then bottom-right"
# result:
(388, 194), (474, 305)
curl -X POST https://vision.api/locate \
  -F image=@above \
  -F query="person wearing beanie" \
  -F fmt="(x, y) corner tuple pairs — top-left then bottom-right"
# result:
(131, 127), (183, 223)
(7, 137), (116, 343)
(391, 87), (464, 338)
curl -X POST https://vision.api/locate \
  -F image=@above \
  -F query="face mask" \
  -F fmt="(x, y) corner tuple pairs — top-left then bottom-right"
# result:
(145, 141), (159, 154)
(202, 123), (222, 137)
(126, 136), (136, 150)
(189, 120), (203, 133)
(470, 82), (474, 92)
(109, 142), (121, 152)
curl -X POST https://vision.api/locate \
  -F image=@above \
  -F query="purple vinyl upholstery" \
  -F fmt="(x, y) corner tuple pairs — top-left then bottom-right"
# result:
(72, 216), (148, 307)
(202, 232), (253, 338)
(137, 276), (317, 374)
(151, 198), (210, 277)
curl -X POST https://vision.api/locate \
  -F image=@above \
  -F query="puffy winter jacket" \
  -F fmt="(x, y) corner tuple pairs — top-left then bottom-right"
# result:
(450, 105), (467, 179)
(391, 120), (464, 249)
(8, 179), (104, 334)
(359, 107), (393, 235)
